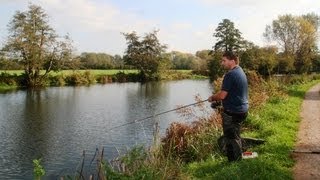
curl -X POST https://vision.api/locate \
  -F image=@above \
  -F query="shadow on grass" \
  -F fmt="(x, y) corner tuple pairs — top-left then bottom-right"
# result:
(189, 157), (291, 180)
(287, 81), (320, 100)
(287, 89), (306, 99)
(288, 88), (320, 101)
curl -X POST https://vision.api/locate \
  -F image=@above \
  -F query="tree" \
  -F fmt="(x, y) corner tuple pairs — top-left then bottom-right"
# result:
(0, 58), (23, 70)
(194, 50), (211, 74)
(312, 53), (320, 72)
(239, 41), (260, 71)
(122, 30), (167, 80)
(2, 4), (72, 87)
(294, 17), (317, 73)
(79, 52), (115, 69)
(302, 12), (320, 31)
(206, 51), (224, 80)
(213, 19), (244, 52)
(169, 51), (194, 69)
(264, 14), (319, 73)
(256, 46), (278, 75)
(239, 47), (259, 71)
(113, 54), (125, 69)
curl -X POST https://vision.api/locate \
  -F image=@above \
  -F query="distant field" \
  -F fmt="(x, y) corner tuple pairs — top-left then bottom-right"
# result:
(0, 69), (192, 76)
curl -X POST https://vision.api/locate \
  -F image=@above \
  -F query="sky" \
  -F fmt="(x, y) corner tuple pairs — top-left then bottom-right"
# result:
(0, 0), (319, 56)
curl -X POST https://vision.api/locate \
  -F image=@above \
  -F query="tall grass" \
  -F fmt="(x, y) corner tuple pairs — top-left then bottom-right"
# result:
(161, 102), (222, 162)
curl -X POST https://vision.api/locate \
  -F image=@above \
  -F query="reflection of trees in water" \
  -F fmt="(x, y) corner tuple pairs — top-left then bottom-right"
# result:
(23, 89), (49, 153)
(8, 89), (50, 178)
(16, 87), (82, 177)
(120, 81), (169, 147)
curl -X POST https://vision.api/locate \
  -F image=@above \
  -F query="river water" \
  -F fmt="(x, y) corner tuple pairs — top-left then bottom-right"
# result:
(0, 79), (213, 179)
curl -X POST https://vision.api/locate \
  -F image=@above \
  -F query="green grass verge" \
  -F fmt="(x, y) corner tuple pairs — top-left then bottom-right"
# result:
(0, 84), (18, 92)
(185, 80), (320, 180)
(0, 70), (24, 75)
(190, 74), (209, 79)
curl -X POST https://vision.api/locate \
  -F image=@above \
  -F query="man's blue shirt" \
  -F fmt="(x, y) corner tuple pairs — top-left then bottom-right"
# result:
(221, 66), (249, 113)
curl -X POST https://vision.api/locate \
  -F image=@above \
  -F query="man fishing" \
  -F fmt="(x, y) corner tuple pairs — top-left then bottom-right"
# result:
(208, 51), (249, 161)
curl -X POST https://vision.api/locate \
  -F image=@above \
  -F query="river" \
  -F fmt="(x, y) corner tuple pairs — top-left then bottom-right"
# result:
(0, 79), (213, 179)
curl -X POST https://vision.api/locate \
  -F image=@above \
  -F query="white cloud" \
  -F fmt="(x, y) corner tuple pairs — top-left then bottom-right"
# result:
(198, 0), (320, 47)
(22, 0), (160, 54)
(36, 0), (135, 32)
(171, 23), (192, 31)
(1, 0), (319, 55)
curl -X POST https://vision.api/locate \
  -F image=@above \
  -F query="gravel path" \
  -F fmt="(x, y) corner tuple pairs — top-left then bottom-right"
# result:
(293, 83), (320, 180)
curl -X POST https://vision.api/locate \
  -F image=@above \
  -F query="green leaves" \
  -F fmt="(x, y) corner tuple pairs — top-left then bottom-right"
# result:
(264, 13), (319, 73)
(122, 30), (167, 80)
(33, 159), (45, 180)
(213, 19), (244, 52)
(3, 3), (73, 87)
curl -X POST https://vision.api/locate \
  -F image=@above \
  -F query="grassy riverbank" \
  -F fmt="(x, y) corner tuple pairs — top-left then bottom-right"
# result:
(0, 69), (204, 88)
(0, 83), (18, 92)
(185, 79), (320, 179)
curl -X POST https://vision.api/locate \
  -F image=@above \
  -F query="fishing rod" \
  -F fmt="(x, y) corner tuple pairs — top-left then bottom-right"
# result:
(107, 99), (209, 132)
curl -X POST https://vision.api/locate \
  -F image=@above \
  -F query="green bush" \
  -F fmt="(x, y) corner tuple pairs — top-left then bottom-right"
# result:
(112, 71), (127, 82)
(96, 75), (112, 84)
(48, 74), (66, 86)
(0, 72), (18, 86)
(83, 70), (96, 84)
(64, 71), (96, 85)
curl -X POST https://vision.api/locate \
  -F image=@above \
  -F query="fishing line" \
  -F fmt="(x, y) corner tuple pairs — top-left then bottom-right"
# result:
(106, 99), (208, 132)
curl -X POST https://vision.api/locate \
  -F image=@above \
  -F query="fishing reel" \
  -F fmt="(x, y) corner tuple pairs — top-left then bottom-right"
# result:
(210, 101), (222, 109)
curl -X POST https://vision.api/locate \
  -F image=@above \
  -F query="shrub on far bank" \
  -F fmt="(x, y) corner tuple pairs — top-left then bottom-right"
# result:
(0, 72), (19, 86)
(48, 74), (66, 86)
(0, 69), (206, 88)
(159, 70), (193, 80)
(64, 71), (96, 86)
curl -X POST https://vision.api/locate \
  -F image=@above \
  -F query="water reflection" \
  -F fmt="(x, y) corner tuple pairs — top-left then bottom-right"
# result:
(122, 82), (170, 147)
(0, 80), (213, 178)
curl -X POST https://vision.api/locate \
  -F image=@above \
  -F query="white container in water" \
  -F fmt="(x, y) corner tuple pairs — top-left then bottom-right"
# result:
(242, 151), (258, 159)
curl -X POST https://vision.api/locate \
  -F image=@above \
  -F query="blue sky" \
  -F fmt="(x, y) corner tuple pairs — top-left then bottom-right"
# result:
(0, 0), (319, 56)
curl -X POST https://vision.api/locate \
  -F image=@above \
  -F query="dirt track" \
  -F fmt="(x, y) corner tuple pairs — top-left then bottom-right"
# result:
(293, 83), (320, 180)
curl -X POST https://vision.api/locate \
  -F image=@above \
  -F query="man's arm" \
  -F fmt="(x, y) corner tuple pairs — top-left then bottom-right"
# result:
(208, 90), (228, 102)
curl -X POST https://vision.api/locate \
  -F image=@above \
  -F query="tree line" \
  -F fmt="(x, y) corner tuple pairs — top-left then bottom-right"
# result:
(209, 16), (320, 79)
(0, 3), (319, 87)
